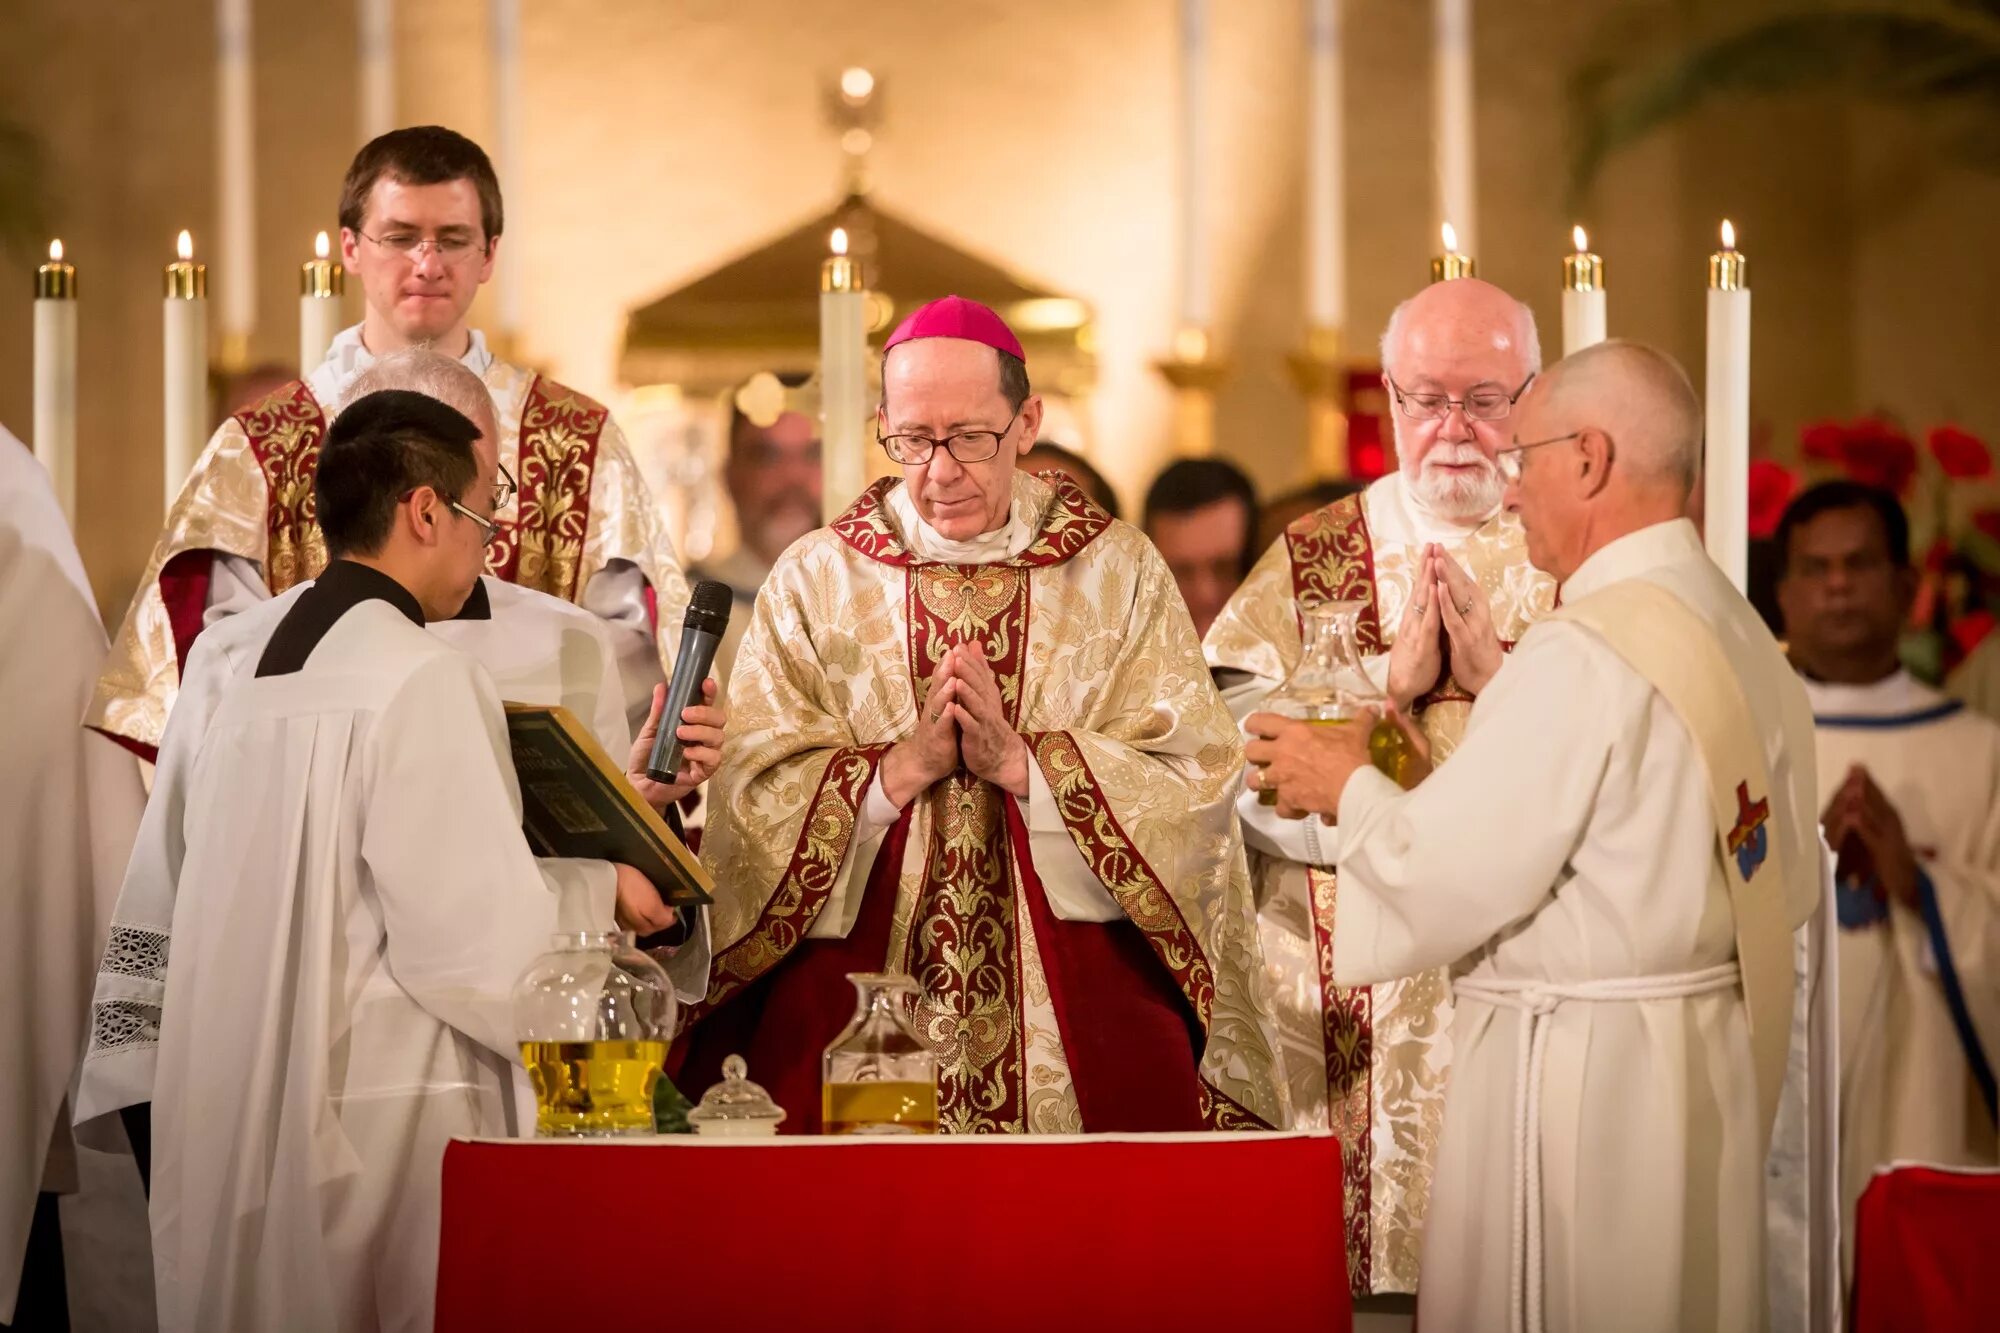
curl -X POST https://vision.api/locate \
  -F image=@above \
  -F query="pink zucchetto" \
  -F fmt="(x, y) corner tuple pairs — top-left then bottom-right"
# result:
(882, 295), (1026, 364)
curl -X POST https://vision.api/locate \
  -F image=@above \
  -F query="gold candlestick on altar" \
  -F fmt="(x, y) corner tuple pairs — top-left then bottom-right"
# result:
(1287, 325), (1350, 478)
(1429, 221), (1475, 283)
(1153, 325), (1230, 458)
(34, 240), (79, 525)
(299, 230), (346, 376)
(163, 229), (208, 514)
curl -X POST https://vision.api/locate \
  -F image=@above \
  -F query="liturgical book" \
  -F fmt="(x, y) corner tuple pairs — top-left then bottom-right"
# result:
(503, 703), (713, 908)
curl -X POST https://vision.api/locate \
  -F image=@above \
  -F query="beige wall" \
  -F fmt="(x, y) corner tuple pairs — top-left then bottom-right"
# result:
(1, 0), (1994, 617)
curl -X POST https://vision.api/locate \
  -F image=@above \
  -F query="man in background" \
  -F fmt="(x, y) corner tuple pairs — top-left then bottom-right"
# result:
(1775, 480), (2000, 1256)
(1143, 457), (1257, 638)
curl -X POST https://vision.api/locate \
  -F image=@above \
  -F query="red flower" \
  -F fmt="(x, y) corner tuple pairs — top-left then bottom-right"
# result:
(1928, 424), (1993, 480)
(1952, 610), (1997, 660)
(1800, 420), (1847, 463)
(1839, 418), (1918, 496)
(1747, 459), (1799, 539)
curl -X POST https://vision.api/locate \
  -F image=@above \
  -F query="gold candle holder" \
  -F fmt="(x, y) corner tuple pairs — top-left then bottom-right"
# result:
(1430, 222), (1475, 283)
(1709, 218), (1748, 290)
(1563, 226), (1603, 291)
(300, 235), (345, 298)
(821, 247), (862, 294)
(1153, 325), (1232, 459)
(1286, 325), (1350, 479)
(36, 239), (77, 300)
(165, 229), (207, 299)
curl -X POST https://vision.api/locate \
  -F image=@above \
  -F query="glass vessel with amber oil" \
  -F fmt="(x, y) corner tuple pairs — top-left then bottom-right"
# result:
(1258, 599), (1421, 801)
(821, 972), (939, 1134)
(513, 931), (677, 1138)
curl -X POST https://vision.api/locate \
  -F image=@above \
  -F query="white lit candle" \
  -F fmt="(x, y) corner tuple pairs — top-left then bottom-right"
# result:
(1430, 222), (1474, 283)
(818, 227), (868, 519)
(163, 230), (208, 514)
(300, 231), (345, 376)
(216, 0), (255, 370)
(1704, 219), (1751, 592)
(34, 240), (78, 527)
(358, 0), (395, 141)
(1177, 0), (1212, 333)
(1432, 0), (1476, 257)
(1561, 225), (1607, 357)
(490, 0), (521, 341)
(1306, 0), (1345, 330)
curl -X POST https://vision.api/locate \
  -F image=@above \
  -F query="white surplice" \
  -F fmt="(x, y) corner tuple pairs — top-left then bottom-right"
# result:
(77, 574), (709, 1144)
(0, 429), (147, 1324)
(1804, 670), (2000, 1257)
(1330, 519), (1824, 1333)
(148, 587), (621, 1333)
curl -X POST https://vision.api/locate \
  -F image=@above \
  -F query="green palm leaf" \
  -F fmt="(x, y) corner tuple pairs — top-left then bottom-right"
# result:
(1571, 8), (2000, 197)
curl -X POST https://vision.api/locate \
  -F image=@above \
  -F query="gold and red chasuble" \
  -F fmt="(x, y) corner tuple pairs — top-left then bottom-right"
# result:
(683, 473), (1286, 1135)
(1205, 475), (1554, 1295)
(88, 369), (682, 759)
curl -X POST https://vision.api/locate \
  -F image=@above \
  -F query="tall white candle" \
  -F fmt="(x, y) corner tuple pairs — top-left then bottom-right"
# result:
(164, 231), (209, 515)
(1431, 0), (1476, 256)
(1561, 225), (1607, 357)
(300, 232), (345, 376)
(819, 229), (869, 519)
(1177, 0), (1212, 332)
(1704, 219), (1751, 592)
(489, 0), (522, 339)
(34, 240), (78, 527)
(216, 0), (254, 368)
(1306, 0), (1346, 330)
(359, 0), (396, 141)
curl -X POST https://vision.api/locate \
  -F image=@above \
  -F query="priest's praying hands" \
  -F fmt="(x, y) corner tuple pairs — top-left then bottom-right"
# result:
(1386, 543), (1506, 708)
(1244, 704), (1431, 820)
(881, 650), (966, 806)
(626, 678), (728, 812)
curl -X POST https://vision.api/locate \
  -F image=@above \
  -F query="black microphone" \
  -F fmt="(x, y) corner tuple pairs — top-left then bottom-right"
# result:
(646, 579), (733, 784)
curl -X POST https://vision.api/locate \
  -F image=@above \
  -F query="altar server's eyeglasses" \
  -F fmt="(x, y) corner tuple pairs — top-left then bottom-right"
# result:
(492, 460), (518, 510)
(879, 408), (1023, 465)
(446, 499), (500, 540)
(357, 228), (492, 265)
(1388, 374), (1535, 423)
(1495, 431), (1582, 483)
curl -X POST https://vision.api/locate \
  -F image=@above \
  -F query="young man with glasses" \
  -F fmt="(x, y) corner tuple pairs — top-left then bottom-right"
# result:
(1203, 276), (1557, 1310)
(91, 125), (688, 762)
(676, 296), (1284, 1137)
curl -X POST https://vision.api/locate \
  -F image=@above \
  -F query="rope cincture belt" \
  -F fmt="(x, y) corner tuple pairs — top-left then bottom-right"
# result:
(1452, 962), (1743, 1333)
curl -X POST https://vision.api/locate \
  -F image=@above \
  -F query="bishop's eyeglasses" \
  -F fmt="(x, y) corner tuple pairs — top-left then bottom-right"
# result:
(878, 407), (1024, 465)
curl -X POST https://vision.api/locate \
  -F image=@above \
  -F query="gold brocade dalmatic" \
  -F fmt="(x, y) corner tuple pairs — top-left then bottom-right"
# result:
(692, 473), (1286, 1132)
(87, 366), (688, 755)
(1203, 476), (1555, 1295)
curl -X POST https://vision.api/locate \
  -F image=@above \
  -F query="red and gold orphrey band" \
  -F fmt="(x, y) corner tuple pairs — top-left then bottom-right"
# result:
(1284, 495), (1383, 1287)
(238, 374), (606, 603)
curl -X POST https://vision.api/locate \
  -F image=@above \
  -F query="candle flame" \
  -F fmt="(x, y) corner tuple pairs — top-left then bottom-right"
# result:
(49, 239), (63, 263)
(830, 227), (849, 257)
(315, 230), (330, 259)
(176, 229), (193, 261)
(1720, 218), (1736, 250)
(1441, 222), (1459, 253)
(840, 66), (875, 101)
(1572, 225), (1589, 253)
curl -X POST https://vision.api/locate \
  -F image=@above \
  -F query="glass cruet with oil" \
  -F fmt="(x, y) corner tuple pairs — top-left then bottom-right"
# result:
(821, 972), (939, 1134)
(1256, 599), (1421, 800)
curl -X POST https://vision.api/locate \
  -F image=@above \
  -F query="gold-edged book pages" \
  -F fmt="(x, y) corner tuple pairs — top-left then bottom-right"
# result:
(503, 703), (714, 908)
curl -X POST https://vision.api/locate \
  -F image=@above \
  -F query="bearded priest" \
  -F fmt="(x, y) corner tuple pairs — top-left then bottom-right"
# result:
(1202, 277), (1555, 1299)
(677, 296), (1284, 1135)
(89, 125), (686, 759)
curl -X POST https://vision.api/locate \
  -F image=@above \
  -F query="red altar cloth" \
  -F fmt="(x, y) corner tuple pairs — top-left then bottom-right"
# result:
(436, 1131), (1350, 1332)
(1851, 1163), (2000, 1332)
